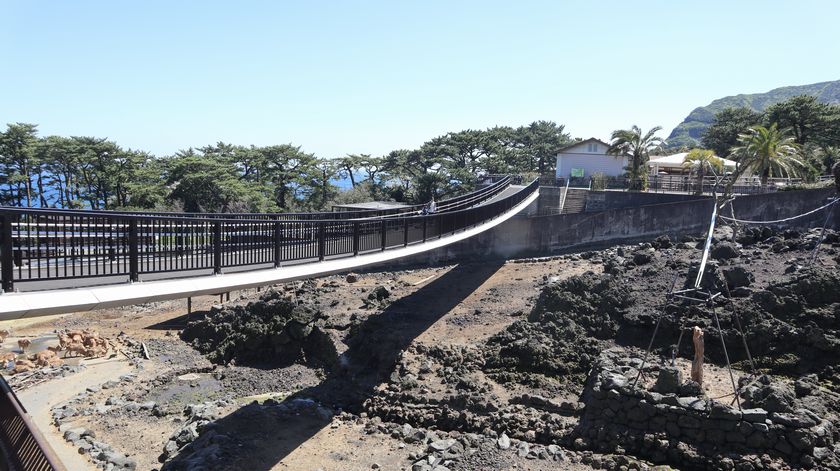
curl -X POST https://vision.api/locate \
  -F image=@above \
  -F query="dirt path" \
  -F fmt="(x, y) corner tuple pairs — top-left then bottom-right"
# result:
(17, 356), (134, 471)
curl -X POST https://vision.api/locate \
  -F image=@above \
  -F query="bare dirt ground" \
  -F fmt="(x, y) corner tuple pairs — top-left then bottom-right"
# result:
(4, 225), (840, 471)
(6, 257), (606, 471)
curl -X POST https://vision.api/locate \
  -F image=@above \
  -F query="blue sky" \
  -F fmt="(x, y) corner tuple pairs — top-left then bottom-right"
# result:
(3, 1), (839, 158)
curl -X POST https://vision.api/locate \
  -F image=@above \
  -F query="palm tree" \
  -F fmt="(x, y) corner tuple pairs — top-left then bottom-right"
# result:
(729, 124), (805, 186)
(607, 125), (663, 191)
(682, 149), (724, 195)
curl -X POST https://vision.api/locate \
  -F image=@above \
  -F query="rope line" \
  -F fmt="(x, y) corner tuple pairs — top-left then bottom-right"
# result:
(719, 197), (840, 225)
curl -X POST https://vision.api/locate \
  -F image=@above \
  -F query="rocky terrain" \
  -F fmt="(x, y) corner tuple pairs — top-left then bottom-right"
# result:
(6, 223), (840, 470)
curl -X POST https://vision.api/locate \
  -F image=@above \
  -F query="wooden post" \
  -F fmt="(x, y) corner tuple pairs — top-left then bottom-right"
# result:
(691, 326), (704, 386)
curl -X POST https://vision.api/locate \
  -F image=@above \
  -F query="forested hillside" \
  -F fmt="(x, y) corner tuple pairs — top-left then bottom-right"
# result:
(667, 80), (840, 148)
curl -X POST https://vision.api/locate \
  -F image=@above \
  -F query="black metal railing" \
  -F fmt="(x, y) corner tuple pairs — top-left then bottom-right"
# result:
(0, 179), (538, 292)
(541, 174), (807, 195)
(19, 177), (513, 223)
(0, 375), (66, 470)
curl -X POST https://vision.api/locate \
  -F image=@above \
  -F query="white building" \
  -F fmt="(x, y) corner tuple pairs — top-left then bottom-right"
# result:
(554, 138), (626, 180)
(648, 152), (738, 175)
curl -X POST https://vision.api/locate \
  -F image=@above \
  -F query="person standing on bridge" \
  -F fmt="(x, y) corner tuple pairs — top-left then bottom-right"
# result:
(428, 198), (436, 214)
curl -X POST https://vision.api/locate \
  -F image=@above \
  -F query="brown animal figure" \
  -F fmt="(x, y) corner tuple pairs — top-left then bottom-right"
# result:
(86, 345), (107, 358)
(13, 359), (36, 374)
(0, 352), (17, 363)
(33, 350), (63, 367)
(57, 333), (71, 351)
(0, 330), (10, 343)
(66, 342), (88, 358)
(17, 339), (31, 353)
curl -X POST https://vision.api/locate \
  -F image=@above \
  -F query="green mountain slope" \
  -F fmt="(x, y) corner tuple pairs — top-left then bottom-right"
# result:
(667, 80), (840, 148)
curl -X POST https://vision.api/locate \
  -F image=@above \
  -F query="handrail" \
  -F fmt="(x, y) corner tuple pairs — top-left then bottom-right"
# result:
(0, 178), (514, 226)
(373, 176), (511, 219)
(0, 179), (538, 292)
(559, 178), (570, 213)
(0, 177), (513, 222)
(0, 375), (67, 470)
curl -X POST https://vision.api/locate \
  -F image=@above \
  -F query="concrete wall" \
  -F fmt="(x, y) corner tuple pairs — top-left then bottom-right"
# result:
(537, 186), (564, 216)
(408, 188), (838, 264)
(585, 191), (708, 212)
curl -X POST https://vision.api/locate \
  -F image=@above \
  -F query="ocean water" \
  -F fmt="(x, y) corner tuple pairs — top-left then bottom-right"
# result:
(14, 174), (356, 208)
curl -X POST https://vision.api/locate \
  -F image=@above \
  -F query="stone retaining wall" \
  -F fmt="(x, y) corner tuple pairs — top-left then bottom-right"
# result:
(573, 357), (839, 470)
(406, 187), (839, 264)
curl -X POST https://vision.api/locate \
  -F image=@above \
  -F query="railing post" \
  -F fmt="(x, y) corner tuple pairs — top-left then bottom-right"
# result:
(353, 222), (359, 255)
(274, 221), (282, 267)
(213, 221), (222, 275)
(1, 213), (14, 293)
(318, 224), (326, 261)
(128, 219), (139, 282)
(403, 218), (409, 247)
(422, 217), (427, 242)
(380, 220), (387, 251)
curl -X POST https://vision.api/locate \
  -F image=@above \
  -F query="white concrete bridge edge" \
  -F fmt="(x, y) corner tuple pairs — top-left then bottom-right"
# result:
(0, 191), (538, 320)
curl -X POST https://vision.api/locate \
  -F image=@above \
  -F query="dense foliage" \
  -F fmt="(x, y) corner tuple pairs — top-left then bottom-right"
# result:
(701, 95), (840, 177)
(0, 120), (570, 211)
(607, 125), (663, 191)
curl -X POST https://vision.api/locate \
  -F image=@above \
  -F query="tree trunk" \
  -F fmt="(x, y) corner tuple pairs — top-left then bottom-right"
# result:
(37, 172), (47, 207)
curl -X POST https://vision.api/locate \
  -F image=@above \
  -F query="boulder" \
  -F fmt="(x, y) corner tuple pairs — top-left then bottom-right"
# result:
(368, 286), (390, 302)
(723, 266), (754, 289)
(653, 366), (682, 394)
(496, 433), (511, 450)
(712, 241), (741, 260)
(632, 248), (655, 265)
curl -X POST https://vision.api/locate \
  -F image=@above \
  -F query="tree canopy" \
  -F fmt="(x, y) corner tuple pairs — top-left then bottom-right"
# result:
(729, 124), (806, 186)
(607, 125), (664, 191)
(0, 120), (571, 211)
(703, 95), (840, 177)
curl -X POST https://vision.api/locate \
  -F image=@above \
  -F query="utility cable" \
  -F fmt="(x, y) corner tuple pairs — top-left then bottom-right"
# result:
(719, 197), (839, 225)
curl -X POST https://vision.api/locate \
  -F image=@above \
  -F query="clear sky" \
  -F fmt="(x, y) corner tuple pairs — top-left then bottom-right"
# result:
(3, 1), (839, 158)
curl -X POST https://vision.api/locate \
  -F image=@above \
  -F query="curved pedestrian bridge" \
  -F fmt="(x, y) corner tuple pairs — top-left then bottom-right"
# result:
(0, 178), (538, 319)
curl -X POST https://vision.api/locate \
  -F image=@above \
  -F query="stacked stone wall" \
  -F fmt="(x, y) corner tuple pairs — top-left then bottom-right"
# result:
(574, 361), (838, 470)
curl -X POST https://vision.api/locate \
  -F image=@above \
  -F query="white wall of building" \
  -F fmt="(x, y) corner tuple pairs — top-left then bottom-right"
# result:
(555, 141), (626, 178)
